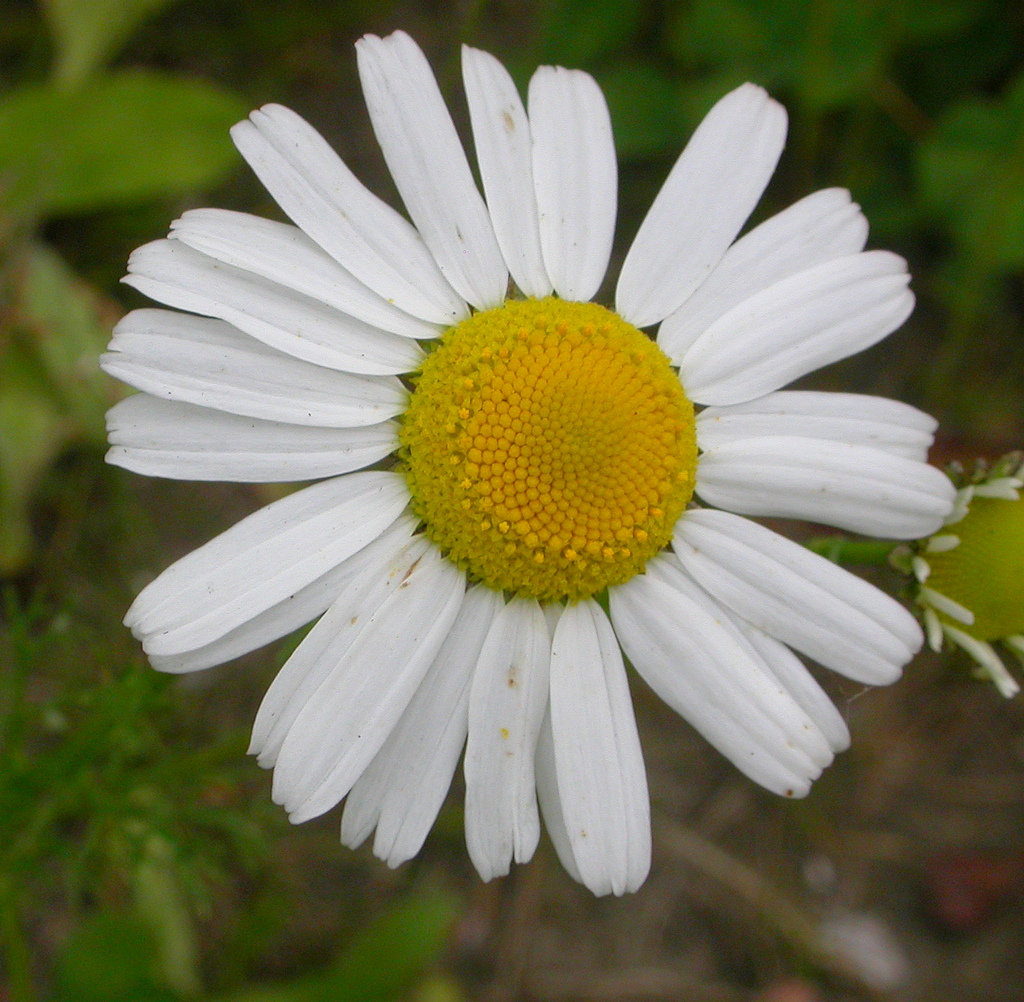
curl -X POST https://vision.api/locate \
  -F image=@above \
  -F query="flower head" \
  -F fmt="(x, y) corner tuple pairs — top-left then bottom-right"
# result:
(103, 31), (956, 895)
(905, 454), (1024, 697)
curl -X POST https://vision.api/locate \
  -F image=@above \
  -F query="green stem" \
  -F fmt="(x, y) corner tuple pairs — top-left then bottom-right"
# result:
(804, 536), (896, 565)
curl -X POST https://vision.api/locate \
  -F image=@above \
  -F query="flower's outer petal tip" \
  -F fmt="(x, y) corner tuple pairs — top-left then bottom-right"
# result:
(530, 63), (616, 303)
(673, 509), (921, 685)
(356, 24), (507, 310)
(682, 250), (919, 406)
(616, 78), (787, 328)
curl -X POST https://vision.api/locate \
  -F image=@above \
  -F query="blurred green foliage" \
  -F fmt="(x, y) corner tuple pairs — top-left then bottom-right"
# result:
(41, 0), (180, 87)
(0, 0), (246, 574)
(0, 72), (246, 213)
(1, 588), (460, 1001)
(220, 894), (459, 1002)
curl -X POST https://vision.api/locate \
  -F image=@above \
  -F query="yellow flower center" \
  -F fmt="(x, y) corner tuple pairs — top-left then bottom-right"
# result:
(927, 496), (1024, 640)
(400, 298), (697, 602)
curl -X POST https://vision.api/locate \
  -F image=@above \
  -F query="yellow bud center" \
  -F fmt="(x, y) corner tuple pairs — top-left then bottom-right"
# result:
(400, 298), (697, 601)
(927, 496), (1024, 640)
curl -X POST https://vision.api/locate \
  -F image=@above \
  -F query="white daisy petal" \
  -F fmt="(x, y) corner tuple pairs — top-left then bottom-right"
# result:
(656, 557), (834, 769)
(658, 188), (867, 359)
(610, 556), (824, 798)
(231, 104), (467, 325)
(106, 396), (397, 483)
(728, 617), (850, 754)
(169, 209), (441, 340)
(616, 83), (787, 329)
(102, 310), (406, 429)
(535, 711), (583, 884)
(680, 251), (914, 406)
(549, 600), (650, 896)
(462, 46), (552, 299)
(273, 544), (466, 822)
(356, 31), (508, 310)
(341, 585), (503, 866)
(673, 508), (922, 684)
(249, 518), (418, 765)
(529, 65), (616, 303)
(124, 241), (423, 376)
(695, 436), (955, 538)
(126, 471), (409, 657)
(695, 390), (937, 462)
(464, 597), (550, 881)
(149, 547), (371, 674)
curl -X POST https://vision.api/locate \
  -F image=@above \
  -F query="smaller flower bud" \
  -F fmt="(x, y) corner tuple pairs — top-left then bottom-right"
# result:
(911, 454), (1024, 697)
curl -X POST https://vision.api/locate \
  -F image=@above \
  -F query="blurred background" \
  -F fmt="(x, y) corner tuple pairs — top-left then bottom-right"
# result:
(2, 1), (1024, 999)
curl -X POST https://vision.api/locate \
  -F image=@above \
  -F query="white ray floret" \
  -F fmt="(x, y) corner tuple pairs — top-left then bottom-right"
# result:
(106, 396), (397, 482)
(461, 45), (552, 299)
(529, 65), (617, 303)
(673, 509), (922, 685)
(549, 599), (650, 896)
(148, 551), (372, 675)
(679, 251), (914, 406)
(274, 542), (465, 823)
(249, 518), (419, 766)
(231, 103), (467, 325)
(124, 240), (422, 376)
(342, 585), (503, 867)
(918, 586), (974, 625)
(464, 597), (551, 880)
(535, 712), (584, 884)
(126, 471), (409, 657)
(730, 618), (851, 754)
(169, 209), (442, 340)
(356, 31), (508, 311)
(102, 309), (406, 428)
(695, 436), (956, 538)
(942, 625), (1021, 698)
(611, 556), (829, 798)
(972, 477), (1023, 500)
(695, 391), (937, 461)
(658, 187), (868, 359)
(617, 83), (788, 329)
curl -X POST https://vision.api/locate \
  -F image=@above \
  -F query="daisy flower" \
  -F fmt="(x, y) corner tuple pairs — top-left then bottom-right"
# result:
(102, 31), (956, 896)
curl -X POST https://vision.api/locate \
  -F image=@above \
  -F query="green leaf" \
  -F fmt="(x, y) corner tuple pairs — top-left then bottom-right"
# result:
(0, 242), (122, 573)
(41, 0), (184, 87)
(539, 0), (645, 66)
(132, 833), (203, 998)
(0, 357), (66, 575)
(0, 70), (247, 215)
(54, 910), (178, 1002)
(218, 892), (459, 1002)
(322, 891), (459, 1002)
(15, 242), (120, 435)
(595, 62), (683, 159)
(918, 71), (1024, 271)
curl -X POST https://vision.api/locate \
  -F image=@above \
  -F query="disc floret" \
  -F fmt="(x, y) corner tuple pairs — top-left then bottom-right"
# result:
(400, 298), (697, 601)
